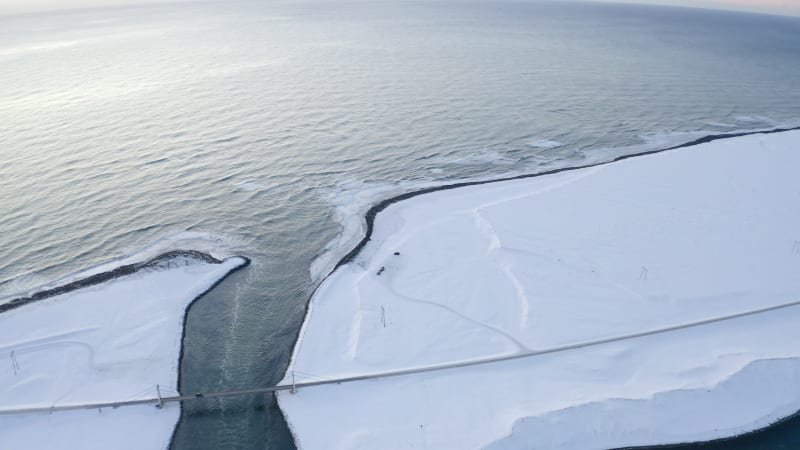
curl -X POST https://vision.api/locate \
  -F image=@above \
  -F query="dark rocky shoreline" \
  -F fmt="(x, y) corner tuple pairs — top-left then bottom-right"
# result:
(0, 250), (250, 314)
(336, 126), (800, 271)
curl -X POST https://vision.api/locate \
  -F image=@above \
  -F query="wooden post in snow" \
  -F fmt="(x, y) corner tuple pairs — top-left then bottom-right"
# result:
(156, 385), (163, 409)
(10, 350), (19, 376)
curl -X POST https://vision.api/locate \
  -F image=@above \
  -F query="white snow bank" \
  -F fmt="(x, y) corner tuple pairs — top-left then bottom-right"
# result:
(486, 357), (800, 450)
(311, 180), (403, 282)
(278, 130), (800, 449)
(0, 254), (247, 450)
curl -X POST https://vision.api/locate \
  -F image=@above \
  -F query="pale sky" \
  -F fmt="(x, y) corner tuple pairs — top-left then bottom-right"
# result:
(0, 0), (798, 17)
(587, 0), (800, 17)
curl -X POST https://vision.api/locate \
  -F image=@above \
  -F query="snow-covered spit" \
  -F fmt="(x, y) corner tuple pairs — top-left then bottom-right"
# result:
(0, 252), (248, 449)
(278, 130), (800, 449)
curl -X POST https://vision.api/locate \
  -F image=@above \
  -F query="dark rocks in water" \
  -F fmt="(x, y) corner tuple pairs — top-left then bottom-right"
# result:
(0, 250), (250, 314)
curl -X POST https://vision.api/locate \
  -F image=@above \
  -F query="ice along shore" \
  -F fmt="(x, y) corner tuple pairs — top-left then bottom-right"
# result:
(278, 129), (800, 449)
(0, 251), (249, 449)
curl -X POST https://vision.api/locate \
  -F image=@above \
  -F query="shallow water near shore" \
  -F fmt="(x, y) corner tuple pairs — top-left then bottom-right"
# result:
(2, 1), (800, 448)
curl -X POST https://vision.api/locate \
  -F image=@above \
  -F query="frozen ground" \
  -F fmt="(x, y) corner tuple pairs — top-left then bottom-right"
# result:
(0, 254), (247, 449)
(278, 130), (800, 449)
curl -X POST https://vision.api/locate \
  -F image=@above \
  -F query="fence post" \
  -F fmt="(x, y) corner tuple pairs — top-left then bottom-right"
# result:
(156, 385), (163, 409)
(291, 371), (296, 394)
(10, 351), (18, 376)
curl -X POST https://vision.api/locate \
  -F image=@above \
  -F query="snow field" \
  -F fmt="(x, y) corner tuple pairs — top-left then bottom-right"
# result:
(0, 255), (247, 450)
(279, 130), (800, 449)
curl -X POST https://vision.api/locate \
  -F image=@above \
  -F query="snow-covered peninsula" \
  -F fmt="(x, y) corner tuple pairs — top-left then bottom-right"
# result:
(278, 130), (800, 449)
(0, 252), (248, 449)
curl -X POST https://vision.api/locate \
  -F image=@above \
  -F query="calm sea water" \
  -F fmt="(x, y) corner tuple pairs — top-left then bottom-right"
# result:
(1, 1), (799, 449)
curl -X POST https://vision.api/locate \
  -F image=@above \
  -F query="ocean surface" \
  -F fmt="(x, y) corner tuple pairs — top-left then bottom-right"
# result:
(1, 1), (799, 448)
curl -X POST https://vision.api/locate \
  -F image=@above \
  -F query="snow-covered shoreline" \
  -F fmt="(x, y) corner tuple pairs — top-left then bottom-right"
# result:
(278, 129), (800, 449)
(0, 251), (248, 449)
